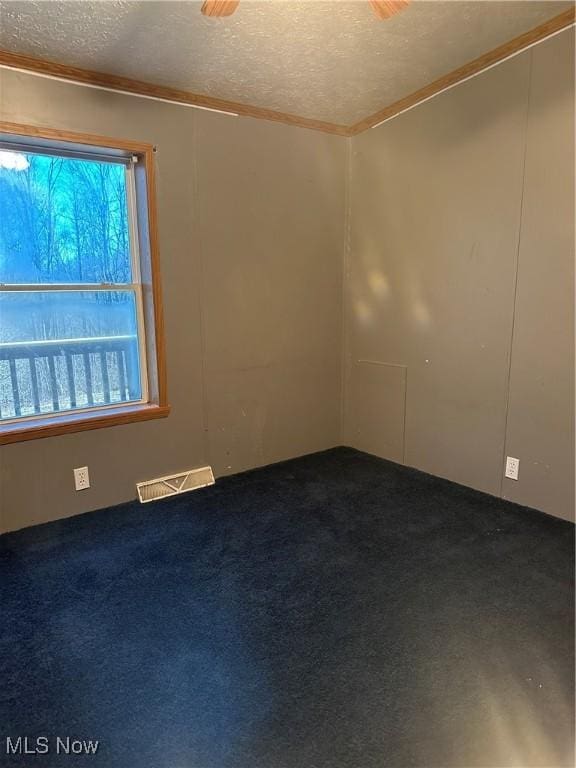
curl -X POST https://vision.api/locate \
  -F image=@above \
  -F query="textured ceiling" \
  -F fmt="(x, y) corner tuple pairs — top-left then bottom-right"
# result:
(0, 1), (571, 125)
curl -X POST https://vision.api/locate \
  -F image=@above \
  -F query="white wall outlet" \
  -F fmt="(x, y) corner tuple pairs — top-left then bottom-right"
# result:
(505, 456), (520, 481)
(74, 466), (90, 491)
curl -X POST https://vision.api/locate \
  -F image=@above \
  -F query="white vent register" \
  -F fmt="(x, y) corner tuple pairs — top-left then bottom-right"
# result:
(137, 466), (215, 503)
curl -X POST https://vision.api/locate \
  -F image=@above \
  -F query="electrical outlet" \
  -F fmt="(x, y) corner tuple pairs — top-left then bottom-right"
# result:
(74, 466), (90, 491)
(505, 456), (519, 481)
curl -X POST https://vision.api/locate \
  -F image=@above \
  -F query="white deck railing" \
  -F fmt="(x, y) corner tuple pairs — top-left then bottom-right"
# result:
(0, 335), (140, 419)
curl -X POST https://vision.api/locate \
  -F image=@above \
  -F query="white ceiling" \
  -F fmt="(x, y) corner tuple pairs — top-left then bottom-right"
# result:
(0, 1), (571, 125)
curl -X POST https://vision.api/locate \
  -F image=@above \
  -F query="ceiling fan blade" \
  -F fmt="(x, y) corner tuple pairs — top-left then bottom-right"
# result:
(201, 0), (240, 17)
(369, 0), (410, 20)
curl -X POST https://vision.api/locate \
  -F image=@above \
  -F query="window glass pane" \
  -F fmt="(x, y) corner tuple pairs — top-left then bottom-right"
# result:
(0, 291), (142, 420)
(0, 149), (132, 284)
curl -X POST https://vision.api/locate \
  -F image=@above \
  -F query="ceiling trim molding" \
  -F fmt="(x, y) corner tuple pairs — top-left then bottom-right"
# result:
(349, 6), (576, 134)
(0, 48), (350, 136)
(0, 8), (573, 138)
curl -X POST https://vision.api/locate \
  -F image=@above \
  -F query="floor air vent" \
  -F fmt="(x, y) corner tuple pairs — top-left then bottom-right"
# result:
(137, 466), (215, 503)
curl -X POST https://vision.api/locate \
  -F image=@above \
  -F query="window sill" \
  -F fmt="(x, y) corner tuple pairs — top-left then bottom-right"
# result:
(0, 403), (171, 445)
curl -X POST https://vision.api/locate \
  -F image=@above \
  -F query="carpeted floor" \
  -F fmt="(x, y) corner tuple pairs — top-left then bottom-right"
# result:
(0, 447), (574, 768)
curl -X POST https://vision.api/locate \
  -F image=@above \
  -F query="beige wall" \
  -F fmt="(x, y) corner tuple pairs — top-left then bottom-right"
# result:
(0, 70), (346, 533)
(502, 32), (575, 516)
(1, 29), (574, 532)
(343, 29), (575, 521)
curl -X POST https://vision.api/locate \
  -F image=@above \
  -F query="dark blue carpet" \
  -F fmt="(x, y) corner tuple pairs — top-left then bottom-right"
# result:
(0, 447), (574, 767)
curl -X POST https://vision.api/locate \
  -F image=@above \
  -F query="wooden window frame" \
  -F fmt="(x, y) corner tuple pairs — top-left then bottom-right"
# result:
(0, 122), (170, 445)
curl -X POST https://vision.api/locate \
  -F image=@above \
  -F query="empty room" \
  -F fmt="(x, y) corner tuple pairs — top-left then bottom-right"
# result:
(0, 1), (574, 766)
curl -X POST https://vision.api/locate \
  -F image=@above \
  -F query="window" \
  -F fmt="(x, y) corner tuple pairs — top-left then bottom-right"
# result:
(0, 124), (169, 444)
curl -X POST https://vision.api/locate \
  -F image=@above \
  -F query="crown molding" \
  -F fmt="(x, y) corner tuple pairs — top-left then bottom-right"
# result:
(349, 6), (576, 134)
(0, 48), (349, 136)
(0, 8), (573, 138)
